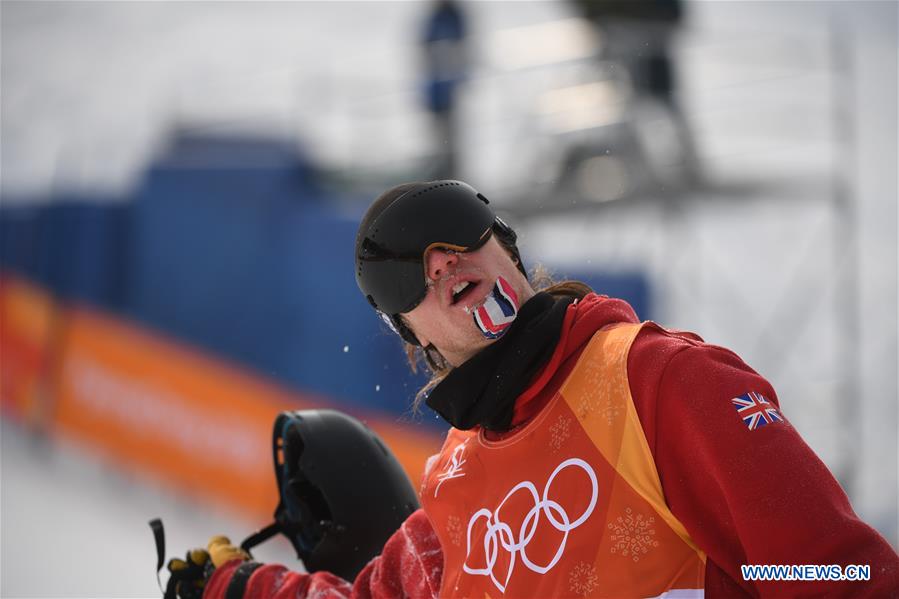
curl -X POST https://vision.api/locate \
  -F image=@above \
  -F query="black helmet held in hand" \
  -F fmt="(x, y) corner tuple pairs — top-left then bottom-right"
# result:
(240, 409), (420, 581)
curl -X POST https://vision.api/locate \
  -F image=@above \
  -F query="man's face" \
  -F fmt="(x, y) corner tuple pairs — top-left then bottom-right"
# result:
(401, 235), (535, 366)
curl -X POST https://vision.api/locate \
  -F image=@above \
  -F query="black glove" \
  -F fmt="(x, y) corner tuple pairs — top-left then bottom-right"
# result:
(165, 548), (212, 599)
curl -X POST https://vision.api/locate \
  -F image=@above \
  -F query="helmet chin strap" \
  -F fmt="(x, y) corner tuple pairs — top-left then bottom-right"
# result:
(389, 313), (422, 346)
(239, 522), (281, 554)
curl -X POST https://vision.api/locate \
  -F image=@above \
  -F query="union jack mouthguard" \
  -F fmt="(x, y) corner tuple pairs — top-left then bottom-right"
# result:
(473, 276), (520, 339)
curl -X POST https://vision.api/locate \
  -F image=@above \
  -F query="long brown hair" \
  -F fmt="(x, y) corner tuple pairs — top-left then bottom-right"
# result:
(402, 262), (593, 412)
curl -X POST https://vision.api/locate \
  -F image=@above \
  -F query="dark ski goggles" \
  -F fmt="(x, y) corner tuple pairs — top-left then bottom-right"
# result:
(355, 180), (511, 315)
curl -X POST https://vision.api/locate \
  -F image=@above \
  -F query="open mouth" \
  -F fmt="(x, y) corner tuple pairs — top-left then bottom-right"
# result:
(450, 280), (480, 306)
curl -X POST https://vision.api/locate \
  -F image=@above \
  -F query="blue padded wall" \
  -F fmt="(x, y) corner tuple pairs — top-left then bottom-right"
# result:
(2, 133), (650, 426)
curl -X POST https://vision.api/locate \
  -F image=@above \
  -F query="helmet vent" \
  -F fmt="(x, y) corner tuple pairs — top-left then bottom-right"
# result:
(407, 180), (461, 200)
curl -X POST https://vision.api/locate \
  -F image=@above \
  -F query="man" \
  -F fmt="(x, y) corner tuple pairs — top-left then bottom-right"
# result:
(196, 180), (898, 597)
(419, 0), (469, 179)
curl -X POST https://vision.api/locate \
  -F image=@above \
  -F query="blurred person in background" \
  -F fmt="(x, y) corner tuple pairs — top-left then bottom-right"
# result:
(571, 0), (702, 186)
(178, 181), (897, 598)
(419, 0), (469, 179)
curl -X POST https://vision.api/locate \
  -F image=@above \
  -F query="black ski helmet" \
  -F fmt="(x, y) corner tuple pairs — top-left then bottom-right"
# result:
(240, 409), (420, 581)
(354, 180), (525, 345)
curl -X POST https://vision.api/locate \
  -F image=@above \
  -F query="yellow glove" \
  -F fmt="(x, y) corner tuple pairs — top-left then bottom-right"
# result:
(207, 535), (251, 568)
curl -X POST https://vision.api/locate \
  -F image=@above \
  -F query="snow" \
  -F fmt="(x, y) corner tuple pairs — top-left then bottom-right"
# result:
(0, 420), (298, 597)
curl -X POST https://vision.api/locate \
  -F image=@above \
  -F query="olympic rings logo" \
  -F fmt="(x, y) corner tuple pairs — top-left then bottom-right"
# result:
(462, 458), (599, 594)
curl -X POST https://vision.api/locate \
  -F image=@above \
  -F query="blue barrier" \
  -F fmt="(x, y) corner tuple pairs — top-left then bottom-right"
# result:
(0, 199), (129, 310)
(1, 133), (650, 426)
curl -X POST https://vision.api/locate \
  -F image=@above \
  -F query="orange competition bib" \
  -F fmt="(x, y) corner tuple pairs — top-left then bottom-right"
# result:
(422, 322), (706, 598)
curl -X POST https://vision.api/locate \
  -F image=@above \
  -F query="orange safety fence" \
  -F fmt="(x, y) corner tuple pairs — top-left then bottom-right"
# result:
(0, 272), (443, 522)
(0, 275), (58, 425)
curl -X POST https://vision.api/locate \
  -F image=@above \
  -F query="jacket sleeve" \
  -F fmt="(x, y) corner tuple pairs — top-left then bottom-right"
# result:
(646, 342), (899, 596)
(203, 508), (444, 599)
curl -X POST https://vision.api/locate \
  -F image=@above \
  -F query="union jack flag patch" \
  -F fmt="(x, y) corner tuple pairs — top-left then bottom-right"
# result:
(731, 391), (783, 431)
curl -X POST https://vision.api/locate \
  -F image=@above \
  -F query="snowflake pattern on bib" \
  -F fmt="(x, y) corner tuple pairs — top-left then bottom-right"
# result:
(568, 561), (599, 597)
(608, 507), (660, 563)
(575, 354), (625, 425)
(549, 414), (572, 452)
(446, 514), (463, 547)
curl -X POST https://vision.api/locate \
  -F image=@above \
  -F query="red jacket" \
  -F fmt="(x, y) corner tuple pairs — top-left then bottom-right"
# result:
(205, 294), (899, 598)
